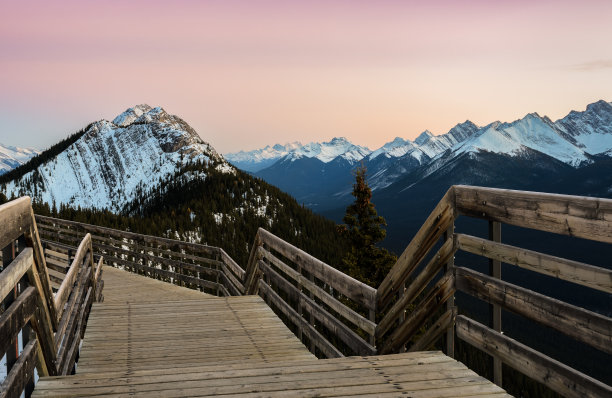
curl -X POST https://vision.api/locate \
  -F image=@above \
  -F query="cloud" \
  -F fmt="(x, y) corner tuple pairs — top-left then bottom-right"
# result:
(571, 59), (612, 71)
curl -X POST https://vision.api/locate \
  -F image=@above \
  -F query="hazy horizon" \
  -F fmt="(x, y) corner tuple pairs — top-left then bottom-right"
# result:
(2, 0), (612, 153)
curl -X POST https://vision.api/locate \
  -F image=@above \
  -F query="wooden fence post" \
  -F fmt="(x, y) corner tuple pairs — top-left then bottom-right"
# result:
(489, 220), (502, 386)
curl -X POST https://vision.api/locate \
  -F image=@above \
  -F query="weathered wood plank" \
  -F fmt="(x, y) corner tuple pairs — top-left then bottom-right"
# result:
(0, 196), (31, 252)
(0, 339), (38, 398)
(455, 266), (612, 355)
(0, 286), (36, 359)
(101, 254), (221, 292)
(25, 207), (59, 328)
(456, 233), (612, 294)
(219, 248), (246, 280)
(0, 248), (33, 301)
(454, 185), (612, 244)
(377, 187), (456, 311)
(456, 315), (612, 398)
(54, 234), (91, 318)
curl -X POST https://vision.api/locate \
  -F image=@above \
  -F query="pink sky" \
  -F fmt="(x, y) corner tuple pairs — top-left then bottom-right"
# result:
(1, 0), (611, 153)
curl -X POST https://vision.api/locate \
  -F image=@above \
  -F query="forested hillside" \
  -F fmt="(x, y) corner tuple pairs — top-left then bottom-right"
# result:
(17, 162), (350, 271)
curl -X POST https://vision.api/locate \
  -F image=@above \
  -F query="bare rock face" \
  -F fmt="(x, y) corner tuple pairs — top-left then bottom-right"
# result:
(1, 105), (233, 211)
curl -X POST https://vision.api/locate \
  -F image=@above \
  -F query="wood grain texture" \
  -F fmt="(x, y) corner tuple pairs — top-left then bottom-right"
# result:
(456, 316), (611, 398)
(456, 233), (612, 294)
(454, 185), (612, 244)
(455, 266), (612, 355)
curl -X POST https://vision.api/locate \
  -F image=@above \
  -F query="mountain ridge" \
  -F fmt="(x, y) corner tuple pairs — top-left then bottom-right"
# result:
(1, 105), (232, 211)
(227, 100), (612, 210)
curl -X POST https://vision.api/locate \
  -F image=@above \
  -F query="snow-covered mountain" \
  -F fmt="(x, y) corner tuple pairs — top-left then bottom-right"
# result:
(225, 137), (371, 172)
(224, 142), (302, 172)
(287, 137), (371, 163)
(234, 100), (612, 210)
(1, 105), (234, 211)
(0, 144), (39, 174)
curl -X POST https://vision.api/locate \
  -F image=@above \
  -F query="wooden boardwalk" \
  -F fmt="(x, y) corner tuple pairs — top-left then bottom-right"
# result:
(33, 266), (510, 397)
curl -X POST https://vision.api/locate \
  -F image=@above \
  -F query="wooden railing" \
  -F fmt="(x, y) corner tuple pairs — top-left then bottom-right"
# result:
(34, 216), (245, 297)
(5, 185), (610, 398)
(0, 197), (102, 398)
(244, 228), (377, 358)
(376, 186), (612, 398)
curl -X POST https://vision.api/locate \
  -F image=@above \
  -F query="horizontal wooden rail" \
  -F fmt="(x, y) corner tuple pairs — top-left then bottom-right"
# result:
(36, 216), (244, 297)
(257, 280), (343, 358)
(376, 237), (454, 339)
(255, 228), (376, 310)
(375, 185), (612, 396)
(380, 271), (455, 354)
(258, 246), (375, 335)
(244, 228), (377, 358)
(454, 185), (612, 244)
(456, 316), (612, 398)
(258, 259), (376, 356)
(455, 266), (612, 355)
(456, 233), (612, 294)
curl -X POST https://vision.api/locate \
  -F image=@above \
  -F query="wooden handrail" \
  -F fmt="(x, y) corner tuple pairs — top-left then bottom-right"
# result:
(2, 185), (608, 397)
(454, 185), (612, 243)
(244, 227), (377, 357)
(373, 185), (612, 397)
(456, 316), (612, 398)
(35, 216), (245, 297)
(456, 233), (612, 294)
(0, 198), (103, 397)
(455, 266), (612, 355)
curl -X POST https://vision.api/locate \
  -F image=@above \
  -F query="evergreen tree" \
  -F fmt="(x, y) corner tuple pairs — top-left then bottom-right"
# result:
(339, 165), (396, 287)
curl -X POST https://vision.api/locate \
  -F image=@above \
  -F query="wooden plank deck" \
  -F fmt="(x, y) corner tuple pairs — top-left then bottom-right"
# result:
(34, 266), (511, 397)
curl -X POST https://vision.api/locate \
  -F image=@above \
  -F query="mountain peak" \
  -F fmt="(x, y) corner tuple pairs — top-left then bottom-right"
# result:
(328, 137), (350, 145)
(585, 99), (612, 114)
(112, 104), (153, 127)
(414, 130), (433, 145)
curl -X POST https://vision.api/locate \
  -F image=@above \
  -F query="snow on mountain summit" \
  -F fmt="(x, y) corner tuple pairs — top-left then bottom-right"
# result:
(289, 137), (371, 163)
(1, 105), (232, 211)
(112, 104), (153, 127)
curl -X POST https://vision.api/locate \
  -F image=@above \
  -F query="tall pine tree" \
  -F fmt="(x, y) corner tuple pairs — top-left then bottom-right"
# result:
(339, 165), (396, 287)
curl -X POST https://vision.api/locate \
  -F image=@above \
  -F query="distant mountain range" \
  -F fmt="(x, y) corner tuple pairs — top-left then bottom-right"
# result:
(225, 100), (612, 213)
(0, 143), (39, 174)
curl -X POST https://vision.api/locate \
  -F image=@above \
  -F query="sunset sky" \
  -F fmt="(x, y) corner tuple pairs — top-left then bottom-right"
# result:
(1, 0), (611, 153)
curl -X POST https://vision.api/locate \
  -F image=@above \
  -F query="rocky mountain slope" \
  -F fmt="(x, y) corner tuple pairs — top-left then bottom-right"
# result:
(1, 105), (232, 211)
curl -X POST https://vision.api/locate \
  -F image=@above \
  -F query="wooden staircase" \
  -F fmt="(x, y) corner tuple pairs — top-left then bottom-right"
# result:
(31, 267), (509, 397)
